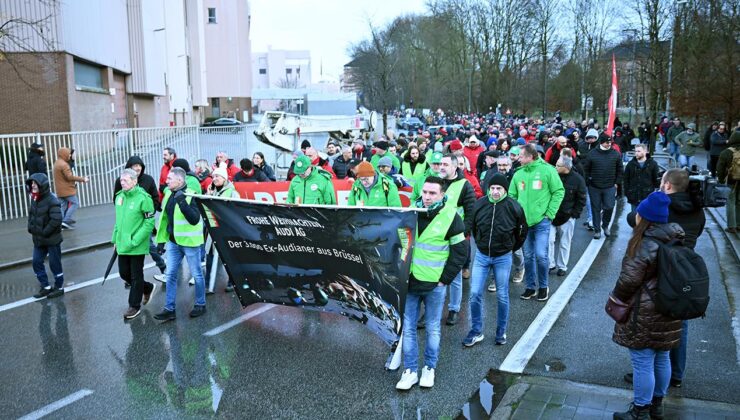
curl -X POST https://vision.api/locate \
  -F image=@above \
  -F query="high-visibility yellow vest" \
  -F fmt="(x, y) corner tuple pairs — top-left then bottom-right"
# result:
(410, 204), (464, 282)
(444, 178), (467, 218)
(156, 188), (204, 247)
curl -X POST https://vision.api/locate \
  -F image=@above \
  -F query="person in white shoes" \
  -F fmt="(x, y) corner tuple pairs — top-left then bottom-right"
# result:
(396, 177), (467, 391)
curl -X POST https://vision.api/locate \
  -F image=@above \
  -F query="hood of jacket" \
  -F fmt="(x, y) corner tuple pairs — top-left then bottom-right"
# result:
(57, 147), (72, 162)
(644, 221), (685, 243)
(586, 128), (599, 139)
(668, 191), (701, 215)
(125, 155), (146, 176)
(26, 173), (51, 196)
(729, 129), (740, 147)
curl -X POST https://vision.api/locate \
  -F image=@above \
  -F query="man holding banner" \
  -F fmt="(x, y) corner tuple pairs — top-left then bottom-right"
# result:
(347, 162), (402, 207)
(287, 155), (336, 205)
(397, 176), (467, 391)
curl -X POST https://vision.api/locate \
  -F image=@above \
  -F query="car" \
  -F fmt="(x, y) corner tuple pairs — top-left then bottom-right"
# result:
(401, 117), (423, 131)
(201, 117), (242, 127)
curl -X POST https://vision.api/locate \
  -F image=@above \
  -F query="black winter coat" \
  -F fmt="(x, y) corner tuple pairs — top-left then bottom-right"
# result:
(26, 173), (63, 247)
(471, 196), (527, 257)
(552, 170), (587, 226)
(233, 168), (269, 182)
(258, 163), (277, 181)
(25, 150), (47, 176)
(113, 155), (161, 210)
(583, 146), (623, 188)
(623, 158), (660, 204)
(667, 191), (705, 250)
(576, 140), (598, 172)
(612, 223), (684, 351)
(332, 156), (353, 179)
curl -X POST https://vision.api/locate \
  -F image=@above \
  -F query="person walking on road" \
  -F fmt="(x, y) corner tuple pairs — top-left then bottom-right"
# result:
(27, 173), (65, 299)
(673, 123), (702, 169)
(153, 167), (207, 321)
(509, 144), (564, 302)
(717, 126), (740, 234)
(158, 147), (177, 200)
(548, 156), (586, 277)
(611, 191), (684, 420)
(396, 177), (467, 391)
(709, 122), (729, 176)
(437, 153), (476, 325)
(465, 174), (527, 347)
(25, 142), (47, 176)
(53, 147), (89, 230)
(113, 169), (156, 320)
(582, 134), (623, 239)
(347, 162), (401, 207)
(623, 144), (660, 212)
(287, 155), (336, 205)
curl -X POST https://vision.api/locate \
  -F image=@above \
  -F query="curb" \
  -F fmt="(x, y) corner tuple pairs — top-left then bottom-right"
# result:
(706, 207), (740, 263)
(0, 241), (111, 271)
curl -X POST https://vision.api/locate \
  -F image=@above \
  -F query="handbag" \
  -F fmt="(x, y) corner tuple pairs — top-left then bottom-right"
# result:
(605, 292), (633, 323)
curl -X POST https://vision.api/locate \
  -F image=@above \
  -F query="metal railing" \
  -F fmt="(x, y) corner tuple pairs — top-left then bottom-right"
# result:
(0, 124), (282, 221)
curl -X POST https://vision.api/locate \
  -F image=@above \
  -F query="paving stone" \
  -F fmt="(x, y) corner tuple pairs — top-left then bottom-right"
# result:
(511, 408), (543, 420)
(523, 388), (553, 403)
(517, 398), (547, 413)
(548, 393), (567, 405)
(558, 405), (577, 418)
(574, 406), (605, 420)
(578, 396), (608, 410)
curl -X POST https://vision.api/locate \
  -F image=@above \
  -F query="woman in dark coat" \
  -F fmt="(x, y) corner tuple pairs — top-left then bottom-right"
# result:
(252, 152), (276, 181)
(611, 191), (683, 420)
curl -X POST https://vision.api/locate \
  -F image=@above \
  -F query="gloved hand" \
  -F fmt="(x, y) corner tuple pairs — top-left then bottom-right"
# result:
(156, 243), (166, 255)
(173, 189), (186, 202)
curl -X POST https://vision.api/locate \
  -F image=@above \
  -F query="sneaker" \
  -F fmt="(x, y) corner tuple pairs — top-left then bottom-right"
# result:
(613, 403), (650, 420)
(593, 231), (602, 239)
(34, 286), (53, 299)
(419, 366), (435, 388)
(189, 305), (206, 318)
(462, 268), (471, 279)
(537, 287), (549, 301)
(669, 378), (682, 388)
(61, 222), (74, 230)
(487, 282), (497, 292)
(395, 369), (418, 391)
(224, 284), (234, 293)
(188, 277), (195, 286)
(548, 266), (556, 273)
(463, 331), (485, 347)
(586, 223), (594, 231)
(154, 309), (176, 322)
(495, 335), (507, 345)
(603, 229), (610, 238)
(512, 270), (524, 283)
(650, 396), (664, 419)
(520, 289), (536, 300)
(123, 307), (141, 320)
(47, 287), (64, 299)
(142, 284), (157, 306)
(153, 274), (166, 283)
(445, 310), (459, 325)
(557, 269), (567, 277)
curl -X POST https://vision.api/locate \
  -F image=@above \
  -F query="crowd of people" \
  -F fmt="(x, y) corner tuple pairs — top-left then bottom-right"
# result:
(22, 110), (740, 417)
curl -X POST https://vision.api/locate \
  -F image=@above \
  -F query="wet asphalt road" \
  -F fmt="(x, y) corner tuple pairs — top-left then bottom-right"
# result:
(0, 201), (737, 418)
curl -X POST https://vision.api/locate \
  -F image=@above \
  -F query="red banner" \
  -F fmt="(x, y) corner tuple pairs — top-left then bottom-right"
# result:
(234, 181), (415, 207)
(606, 54), (618, 137)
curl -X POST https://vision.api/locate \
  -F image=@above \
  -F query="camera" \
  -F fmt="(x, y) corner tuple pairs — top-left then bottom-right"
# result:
(688, 169), (730, 208)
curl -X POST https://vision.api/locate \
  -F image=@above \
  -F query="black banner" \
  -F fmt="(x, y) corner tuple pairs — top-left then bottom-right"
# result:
(196, 196), (418, 346)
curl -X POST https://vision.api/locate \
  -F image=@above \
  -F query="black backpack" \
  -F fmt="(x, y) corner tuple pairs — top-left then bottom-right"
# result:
(647, 239), (710, 320)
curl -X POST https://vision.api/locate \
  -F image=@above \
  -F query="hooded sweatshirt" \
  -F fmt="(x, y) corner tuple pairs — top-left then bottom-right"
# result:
(113, 155), (161, 210)
(26, 173), (63, 247)
(53, 147), (85, 197)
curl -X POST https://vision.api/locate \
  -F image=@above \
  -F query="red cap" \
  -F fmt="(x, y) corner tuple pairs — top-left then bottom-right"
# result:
(449, 139), (463, 151)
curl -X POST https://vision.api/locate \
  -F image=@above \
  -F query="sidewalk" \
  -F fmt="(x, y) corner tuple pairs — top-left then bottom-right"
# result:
(0, 204), (114, 270)
(491, 374), (739, 419)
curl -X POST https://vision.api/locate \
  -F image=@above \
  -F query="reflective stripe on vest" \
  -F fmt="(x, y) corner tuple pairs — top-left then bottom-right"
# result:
(402, 161), (426, 185)
(445, 178), (467, 219)
(157, 189), (204, 247)
(410, 205), (457, 282)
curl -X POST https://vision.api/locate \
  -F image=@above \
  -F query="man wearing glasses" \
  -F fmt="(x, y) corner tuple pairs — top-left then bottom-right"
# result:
(582, 133), (624, 239)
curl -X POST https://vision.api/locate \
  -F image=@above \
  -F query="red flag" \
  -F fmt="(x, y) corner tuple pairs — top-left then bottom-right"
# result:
(606, 54), (618, 136)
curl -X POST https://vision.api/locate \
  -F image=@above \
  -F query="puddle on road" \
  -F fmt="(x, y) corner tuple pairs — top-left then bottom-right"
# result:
(458, 370), (520, 420)
(544, 358), (566, 372)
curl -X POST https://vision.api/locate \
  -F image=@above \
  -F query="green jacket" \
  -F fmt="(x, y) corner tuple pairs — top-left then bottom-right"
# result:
(112, 186), (155, 255)
(287, 167), (336, 205)
(348, 175), (402, 207)
(186, 174), (201, 194)
(666, 125), (684, 145)
(370, 152), (401, 171)
(717, 130), (740, 184)
(410, 167), (439, 202)
(509, 158), (564, 226)
(674, 131), (702, 157)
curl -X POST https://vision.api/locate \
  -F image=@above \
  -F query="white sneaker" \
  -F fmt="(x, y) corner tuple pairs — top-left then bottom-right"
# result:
(419, 366), (435, 388)
(512, 269), (524, 283)
(487, 283), (497, 292)
(153, 274), (166, 283)
(395, 369), (418, 390)
(188, 277), (195, 286)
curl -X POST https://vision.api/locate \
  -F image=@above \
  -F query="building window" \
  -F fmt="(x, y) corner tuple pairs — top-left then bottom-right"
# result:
(259, 68), (266, 75)
(296, 68), (301, 77)
(211, 98), (220, 108)
(286, 68), (292, 75)
(74, 60), (104, 90)
(208, 8), (216, 23)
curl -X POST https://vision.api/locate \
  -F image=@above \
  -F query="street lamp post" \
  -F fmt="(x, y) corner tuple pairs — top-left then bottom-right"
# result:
(665, 0), (688, 117)
(465, 68), (473, 114)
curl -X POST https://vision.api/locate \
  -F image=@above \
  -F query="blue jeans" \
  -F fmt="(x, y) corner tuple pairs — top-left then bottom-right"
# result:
(163, 241), (206, 311)
(447, 270), (463, 312)
(629, 348), (671, 406)
(523, 218), (551, 290)
(678, 155), (693, 168)
(469, 251), (512, 340)
(32, 245), (64, 288)
(585, 190), (593, 223)
(402, 285), (446, 372)
(59, 195), (79, 224)
(670, 320), (689, 381)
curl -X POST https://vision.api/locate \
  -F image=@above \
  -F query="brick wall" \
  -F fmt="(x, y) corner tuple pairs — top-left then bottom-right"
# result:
(0, 52), (71, 134)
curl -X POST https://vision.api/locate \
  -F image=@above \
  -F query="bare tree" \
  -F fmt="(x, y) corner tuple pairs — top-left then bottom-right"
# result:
(0, 2), (57, 88)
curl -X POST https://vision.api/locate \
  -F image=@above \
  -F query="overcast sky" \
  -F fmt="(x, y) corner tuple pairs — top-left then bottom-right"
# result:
(250, 0), (428, 82)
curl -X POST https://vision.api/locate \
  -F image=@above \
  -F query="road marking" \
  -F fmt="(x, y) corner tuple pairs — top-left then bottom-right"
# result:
(499, 228), (608, 374)
(0, 263), (156, 314)
(203, 303), (275, 336)
(18, 389), (94, 420)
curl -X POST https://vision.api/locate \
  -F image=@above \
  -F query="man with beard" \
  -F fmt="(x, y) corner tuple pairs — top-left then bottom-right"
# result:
(159, 147), (177, 200)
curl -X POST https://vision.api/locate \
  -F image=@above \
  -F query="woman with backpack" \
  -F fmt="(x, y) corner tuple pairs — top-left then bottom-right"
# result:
(610, 191), (684, 420)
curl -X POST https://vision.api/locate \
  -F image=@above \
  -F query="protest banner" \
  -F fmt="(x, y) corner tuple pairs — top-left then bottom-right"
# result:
(233, 180), (415, 207)
(196, 195), (419, 347)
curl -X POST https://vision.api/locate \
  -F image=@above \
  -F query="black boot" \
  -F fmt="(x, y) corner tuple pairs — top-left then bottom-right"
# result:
(613, 403), (650, 420)
(650, 397), (664, 420)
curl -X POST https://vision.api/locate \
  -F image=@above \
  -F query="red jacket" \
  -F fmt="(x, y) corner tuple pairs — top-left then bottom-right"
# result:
(463, 169), (483, 198)
(462, 144), (484, 178)
(159, 159), (175, 200)
(212, 159), (241, 181)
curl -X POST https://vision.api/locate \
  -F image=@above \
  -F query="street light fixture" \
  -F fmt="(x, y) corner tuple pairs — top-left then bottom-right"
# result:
(465, 68), (473, 114)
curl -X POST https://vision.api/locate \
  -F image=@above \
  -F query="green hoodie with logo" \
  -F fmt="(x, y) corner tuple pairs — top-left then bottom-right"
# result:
(287, 167), (336, 205)
(509, 158), (564, 226)
(112, 185), (155, 255)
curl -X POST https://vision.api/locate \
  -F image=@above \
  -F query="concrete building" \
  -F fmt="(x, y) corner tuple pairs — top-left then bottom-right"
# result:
(0, 0), (252, 134)
(251, 48), (311, 112)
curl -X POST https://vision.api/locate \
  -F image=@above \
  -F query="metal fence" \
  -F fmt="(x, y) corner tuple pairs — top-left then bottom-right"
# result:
(0, 123), (294, 221)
